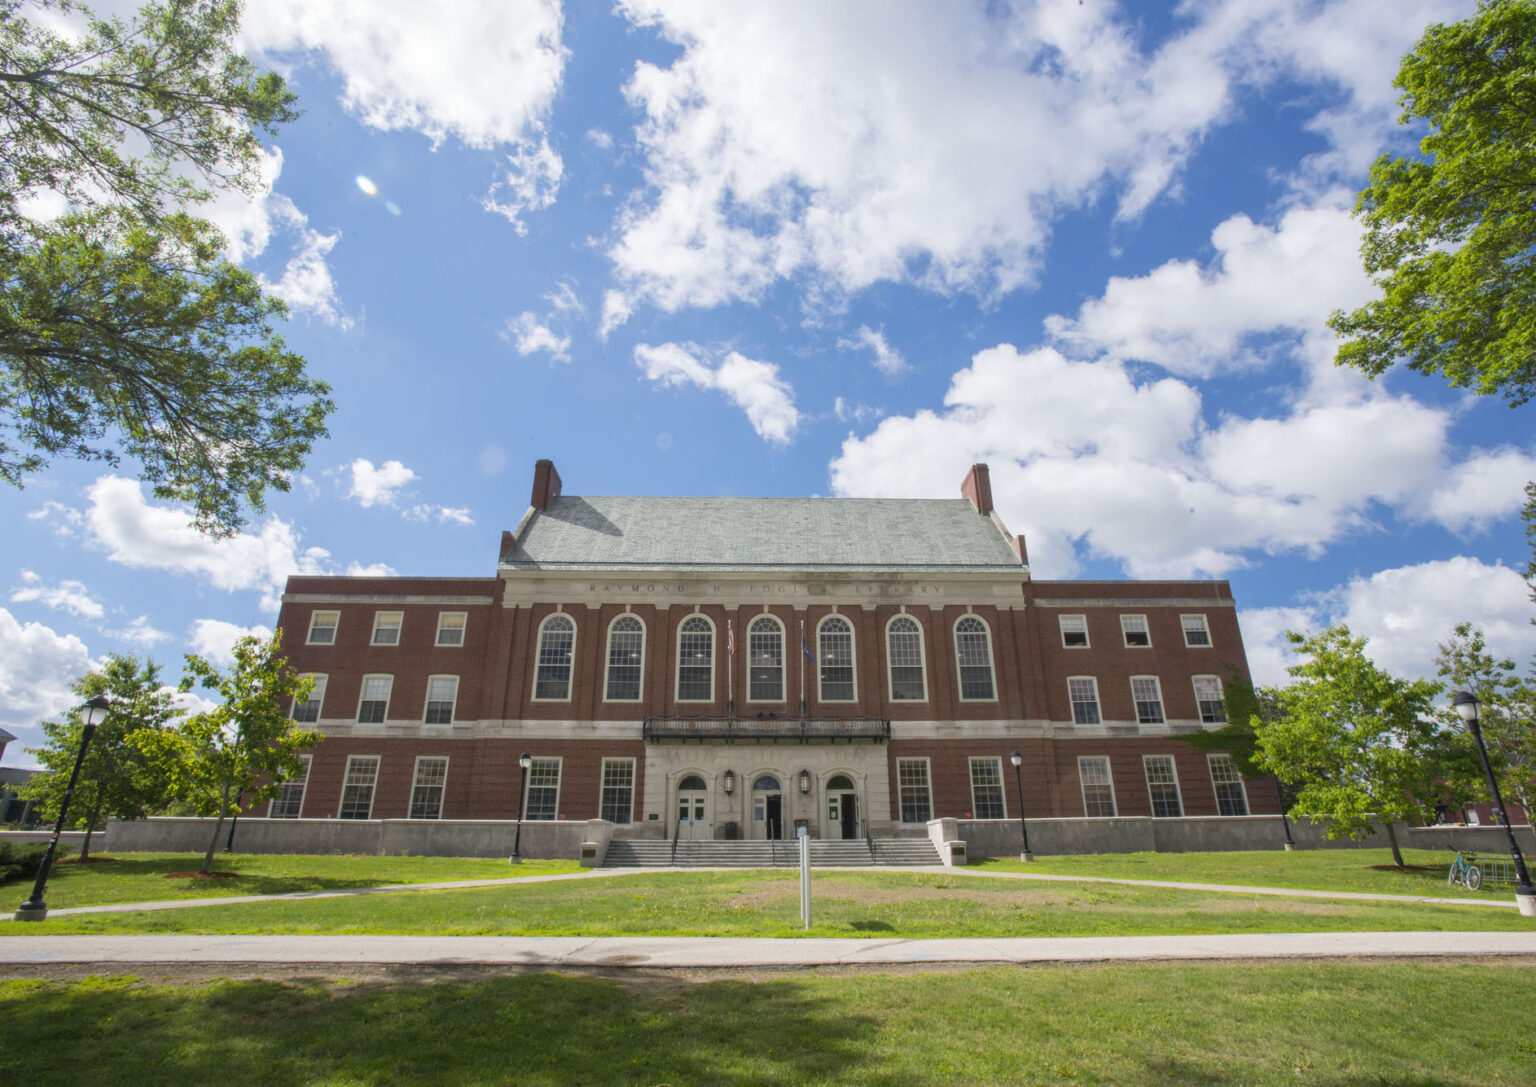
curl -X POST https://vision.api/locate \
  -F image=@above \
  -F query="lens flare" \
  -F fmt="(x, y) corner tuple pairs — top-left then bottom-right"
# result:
(355, 175), (378, 196)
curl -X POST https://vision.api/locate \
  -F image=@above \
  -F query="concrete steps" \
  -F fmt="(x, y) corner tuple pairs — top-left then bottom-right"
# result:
(602, 837), (941, 868)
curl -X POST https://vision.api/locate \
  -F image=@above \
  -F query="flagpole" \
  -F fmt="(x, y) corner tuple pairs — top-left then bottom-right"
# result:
(727, 618), (734, 717)
(799, 619), (806, 717)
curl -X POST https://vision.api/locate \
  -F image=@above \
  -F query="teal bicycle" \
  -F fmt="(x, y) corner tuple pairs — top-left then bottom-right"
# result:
(1447, 850), (1483, 891)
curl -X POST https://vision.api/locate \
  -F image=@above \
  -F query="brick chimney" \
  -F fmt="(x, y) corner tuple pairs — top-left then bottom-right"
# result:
(530, 459), (562, 510)
(960, 463), (993, 515)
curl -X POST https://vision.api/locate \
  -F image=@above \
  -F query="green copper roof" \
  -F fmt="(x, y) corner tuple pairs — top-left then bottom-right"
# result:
(505, 496), (1022, 570)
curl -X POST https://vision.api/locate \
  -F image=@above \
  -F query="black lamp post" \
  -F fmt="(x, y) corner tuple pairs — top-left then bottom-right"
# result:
(1451, 691), (1535, 914)
(510, 751), (531, 863)
(16, 694), (110, 921)
(1009, 750), (1033, 863)
(1274, 776), (1296, 851)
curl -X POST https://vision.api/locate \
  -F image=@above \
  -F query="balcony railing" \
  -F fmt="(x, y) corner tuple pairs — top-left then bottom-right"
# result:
(643, 716), (890, 743)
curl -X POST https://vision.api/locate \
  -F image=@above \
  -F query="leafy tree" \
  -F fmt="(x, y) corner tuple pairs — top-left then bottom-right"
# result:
(1184, 675), (1303, 837)
(1255, 626), (1468, 867)
(23, 655), (182, 860)
(132, 629), (319, 874)
(1435, 621), (1536, 816)
(0, 0), (333, 536)
(1328, 0), (1536, 405)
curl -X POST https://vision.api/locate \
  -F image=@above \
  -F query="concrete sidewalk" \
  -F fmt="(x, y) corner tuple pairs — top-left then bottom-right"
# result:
(4, 931), (1535, 968)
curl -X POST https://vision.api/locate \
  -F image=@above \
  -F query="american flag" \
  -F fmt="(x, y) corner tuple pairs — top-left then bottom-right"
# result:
(727, 620), (735, 655)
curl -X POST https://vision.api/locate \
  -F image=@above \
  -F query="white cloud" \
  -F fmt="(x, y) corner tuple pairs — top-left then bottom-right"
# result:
(189, 619), (274, 668)
(406, 505), (475, 527)
(261, 221), (350, 328)
(545, 281), (584, 314)
(833, 397), (881, 425)
(1240, 558), (1536, 687)
(345, 458), (418, 508)
(839, 325), (906, 375)
(483, 136), (564, 233)
(0, 607), (100, 761)
(101, 616), (171, 648)
(502, 311), (572, 362)
(587, 128), (614, 150)
(636, 342), (800, 444)
(10, 570), (103, 619)
(345, 562), (397, 577)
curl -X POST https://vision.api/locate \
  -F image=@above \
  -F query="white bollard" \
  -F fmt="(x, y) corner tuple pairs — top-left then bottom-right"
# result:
(798, 825), (811, 930)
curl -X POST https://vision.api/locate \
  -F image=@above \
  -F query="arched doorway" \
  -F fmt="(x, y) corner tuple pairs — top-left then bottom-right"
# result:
(751, 774), (784, 840)
(676, 773), (709, 840)
(826, 774), (859, 839)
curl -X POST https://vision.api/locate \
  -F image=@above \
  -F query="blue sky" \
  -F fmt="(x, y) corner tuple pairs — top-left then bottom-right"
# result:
(4, 0), (1532, 765)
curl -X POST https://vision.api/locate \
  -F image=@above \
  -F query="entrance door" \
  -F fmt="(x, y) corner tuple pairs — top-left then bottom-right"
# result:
(827, 774), (858, 839)
(676, 774), (708, 840)
(752, 775), (783, 840)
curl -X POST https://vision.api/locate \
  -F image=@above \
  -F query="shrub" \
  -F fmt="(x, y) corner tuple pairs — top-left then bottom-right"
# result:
(0, 841), (67, 883)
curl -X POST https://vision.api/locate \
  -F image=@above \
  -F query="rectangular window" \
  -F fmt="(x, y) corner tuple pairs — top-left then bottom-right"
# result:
(525, 757), (561, 820)
(1059, 614), (1089, 648)
(1209, 754), (1249, 816)
(307, 610), (338, 645)
(292, 674), (326, 723)
(1078, 756), (1117, 818)
(339, 755), (379, 820)
(1181, 614), (1212, 647)
(1068, 677), (1101, 725)
(409, 756), (448, 820)
(1193, 675), (1226, 723)
(600, 758), (635, 824)
(1144, 755), (1183, 818)
(435, 612), (466, 646)
(1131, 676), (1165, 724)
(968, 757), (1006, 820)
(269, 754), (311, 818)
(897, 758), (932, 823)
(371, 611), (403, 646)
(357, 675), (392, 724)
(424, 675), (458, 724)
(1121, 614), (1150, 647)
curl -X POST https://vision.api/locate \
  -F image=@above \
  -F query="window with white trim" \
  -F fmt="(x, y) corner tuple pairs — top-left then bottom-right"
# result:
(524, 757), (561, 820)
(1181, 614), (1212, 647)
(435, 612), (466, 647)
(897, 758), (932, 823)
(1131, 676), (1165, 724)
(818, 615), (856, 702)
(269, 754), (310, 818)
(409, 756), (448, 819)
(356, 675), (392, 724)
(1144, 755), (1183, 817)
(1078, 756), (1117, 817)
(1059, 614), (1088, 648)
(307, 611), (338, 645)
(955, 616), (996, 700)
(1121, 614), (1150, 647)
(600, 758), (635, 824)
(371, 611), (402, 646)
(969, 756), (1006, 819)
(748, 615), (784, 701)
(534, 614), (575, 700)
(886, 616), (926, 701)
(1193, 675), (1226, 723)
(604, 615), (645, 701)
(1209, 754), (1249, 816)
(424, 675), (458, 724)
(339, 755), (379, 819)
(1068, 677), (1100, 725)
(676, 615), (714, 701)
(292, 674), (326, 723)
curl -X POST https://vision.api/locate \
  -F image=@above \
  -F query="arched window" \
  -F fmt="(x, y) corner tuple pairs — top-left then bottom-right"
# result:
(886, 616), (926, 701)
(818, 615), (855, 702)
(676, 615), (714, 701)
(955, 616), (996, 701)
(748, 615), (784, 701)
(604, 615), (645, 701)
(534, 614), (575, 700)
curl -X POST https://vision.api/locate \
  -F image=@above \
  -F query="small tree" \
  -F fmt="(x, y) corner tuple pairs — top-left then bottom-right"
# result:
(1435, 622), (1536, 816)
(24, 656), (182, 860)
(1255, 626), (1465, 867)
(133, 630), (318, 874)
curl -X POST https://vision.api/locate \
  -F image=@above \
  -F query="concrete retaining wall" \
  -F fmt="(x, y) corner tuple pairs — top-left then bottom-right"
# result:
(0, 830), (91, 849)
(958, 815), (1399, 857)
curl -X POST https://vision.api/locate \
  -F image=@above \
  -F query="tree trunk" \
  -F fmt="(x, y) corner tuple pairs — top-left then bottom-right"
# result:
(201, 783), (232, 875)
(78, 798), (101, 862)
(1384, 821), (1405, 868)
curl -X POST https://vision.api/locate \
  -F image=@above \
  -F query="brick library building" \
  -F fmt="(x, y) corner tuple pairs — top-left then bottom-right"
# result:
(269, 459), (1270, 848)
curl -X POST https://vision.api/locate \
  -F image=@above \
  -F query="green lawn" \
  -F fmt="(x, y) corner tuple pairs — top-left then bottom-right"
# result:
(974, 846), (1519, 898)
(1, 852), (581, 909)
(5, 962), (1534, 1085)
(11, 867), (1530, 937)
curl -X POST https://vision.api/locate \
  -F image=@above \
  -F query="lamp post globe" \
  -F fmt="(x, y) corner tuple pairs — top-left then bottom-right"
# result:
(15, 694), (111, 921)
(511, 751), (532, 863)
(1010, 749), (1033, 863)
(1451, 691), (1536, 916)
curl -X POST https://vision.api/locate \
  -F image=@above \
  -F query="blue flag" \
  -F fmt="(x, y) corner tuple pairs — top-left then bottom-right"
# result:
(802, 634), (815, 663)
